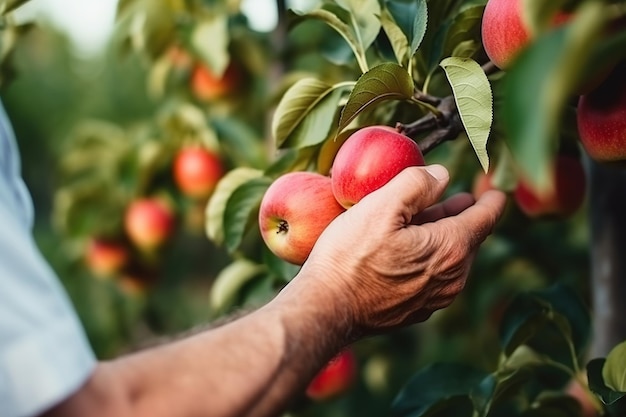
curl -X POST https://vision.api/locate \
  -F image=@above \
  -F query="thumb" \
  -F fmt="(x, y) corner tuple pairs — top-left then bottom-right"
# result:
(360, 164), (450, 222)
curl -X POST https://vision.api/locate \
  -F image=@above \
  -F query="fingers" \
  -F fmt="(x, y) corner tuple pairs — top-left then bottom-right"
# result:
(412, 192), (475, 225)
(360, 165), (451, 223)
(437, 189), (507, 248)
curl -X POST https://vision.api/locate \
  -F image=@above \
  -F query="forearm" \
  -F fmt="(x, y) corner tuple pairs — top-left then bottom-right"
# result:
(45, 278), (349, 417)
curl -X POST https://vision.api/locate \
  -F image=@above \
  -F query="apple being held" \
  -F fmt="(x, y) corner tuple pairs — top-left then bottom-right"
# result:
(124, 198), (175, 250)
(306, 348), (357, 401)
(481, 0), (571, 69)
(513, 155), (586, 218)
(258, 172), (345, 265)
(84, 238), (129, 278)
(173, 146), (224, 199)
(577, 63), (626, 163)
(330, 125), (425, 208)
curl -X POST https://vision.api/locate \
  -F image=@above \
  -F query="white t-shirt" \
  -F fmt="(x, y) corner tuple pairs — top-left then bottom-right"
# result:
(0, 101), (96, 417)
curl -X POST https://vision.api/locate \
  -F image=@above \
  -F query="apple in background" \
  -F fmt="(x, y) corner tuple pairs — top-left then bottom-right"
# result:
(331, 125), (425, 208)
(306, 348), (357, 401)
(124, 198), (175, 250)
(514, 155), (586, 218)
(173, 146), (224, 199)
(577, 63), (626, 163)
(191, 62), (241, 102)
(84, 238), (128, 278)
(258, 172), (345, 265)
(481, 0), (571, 69)
(472, 170), (497, 199)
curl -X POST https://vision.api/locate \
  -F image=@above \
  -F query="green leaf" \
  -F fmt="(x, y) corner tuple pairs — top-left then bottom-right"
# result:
(338, 62), (414, 133)
(380, 10), (410, 67)
(442, 5), (485, 59)
(1, 0), (31, 15)
(502, 2), (607, 193)
(272, 78), (347, 149)
(191, 14), (230, 77)
(587, 358), (626, 413)
(392, 362), (489, 417)
(333, 0), (382, 54)
(289, 6), (368, 72)
(223, 177), (273, 254)
(383, 0), (427, 61)
(440, 57), (492, 173)
(498, 284), (590, 369)
(209, 259), (267, 314)
(604, 341), (626, 392)
(205, 168), (264, 246)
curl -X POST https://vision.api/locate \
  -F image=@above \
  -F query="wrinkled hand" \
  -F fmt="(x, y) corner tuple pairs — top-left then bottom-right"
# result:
(288, 164), (506, 340)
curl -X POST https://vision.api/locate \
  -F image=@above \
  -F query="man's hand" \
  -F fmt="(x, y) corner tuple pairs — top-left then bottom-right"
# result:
(281, 164), (506, 340)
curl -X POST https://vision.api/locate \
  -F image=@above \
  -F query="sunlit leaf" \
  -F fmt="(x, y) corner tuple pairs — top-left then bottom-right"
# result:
(588, 358), (626, 414)
(382, 0), (427, 63)
(192, 14), (230, 77)
(333, 0), (382, 53)
(272, 78), (337, 148)
(603, 341), (626, 393)
(338, 63), (414, 133)
(440, 57), (492, 173)
(223, 176), (273, 254)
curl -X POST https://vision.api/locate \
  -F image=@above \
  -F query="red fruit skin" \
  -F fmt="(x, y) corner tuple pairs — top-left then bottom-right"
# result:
(124, 198), (175, 250)
(85, 239), (128, 278)
(577, 65), (626, 163)
(472, 170), (497, 199)
(258, 172), (346, 265)
(173, 147), (224, 199)
(514, 155), (586, 218)
(306, 349), (357, 401)
(330, 126), (425, 208)
(191, 63), (240, 102)
(481, 0), (571, 69)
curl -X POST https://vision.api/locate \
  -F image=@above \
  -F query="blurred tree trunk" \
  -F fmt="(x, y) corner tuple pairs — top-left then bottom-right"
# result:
(588, 158), (626, 358)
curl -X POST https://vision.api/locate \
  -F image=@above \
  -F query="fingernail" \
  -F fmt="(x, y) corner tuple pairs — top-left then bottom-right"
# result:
(425, 164), (449, 181)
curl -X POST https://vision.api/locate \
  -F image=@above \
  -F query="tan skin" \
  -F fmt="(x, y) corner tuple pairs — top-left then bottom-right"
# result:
(43, 165), (506, 417)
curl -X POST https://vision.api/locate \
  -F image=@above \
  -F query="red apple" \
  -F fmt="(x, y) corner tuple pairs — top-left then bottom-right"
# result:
(306, 348), (357, 401)
(84, 238), (129, 278)
(124, 198), (175, 250)
(481, 0), (571, 69)
(258, 172), (346, 265)
(330, 125), (425, 208)
(191, 62), (241, 102)
(577, 63), (626, 163)
(173, 146), (224, 199)
(514, 155), (586, 218)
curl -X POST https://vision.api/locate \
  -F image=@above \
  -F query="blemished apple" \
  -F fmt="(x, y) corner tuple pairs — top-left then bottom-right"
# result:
(124, 198), (175, 250)
(577, 63), (626, 163)
(84, 238), (129, 278)
(173, 146), (224, 199)
(306, 348), (357, 401)
(258, 172), (346, 265)
(514, 155), (586, 218)
(191, 62), (241, 102)
(330, 125), (425, 208)
(481, 0), (571, 69)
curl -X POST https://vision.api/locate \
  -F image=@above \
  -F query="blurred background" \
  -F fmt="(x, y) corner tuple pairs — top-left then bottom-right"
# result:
(0, 1), (593, 416)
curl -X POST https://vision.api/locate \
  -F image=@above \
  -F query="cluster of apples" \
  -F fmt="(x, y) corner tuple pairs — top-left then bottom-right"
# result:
(84, 145), (224, 291)
(480, 0), (625, 219)
(259, 126), (425, 265)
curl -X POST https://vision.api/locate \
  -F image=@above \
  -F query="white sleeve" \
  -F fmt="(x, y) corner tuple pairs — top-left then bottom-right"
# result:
(0, 102), (96, 417)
